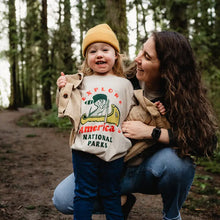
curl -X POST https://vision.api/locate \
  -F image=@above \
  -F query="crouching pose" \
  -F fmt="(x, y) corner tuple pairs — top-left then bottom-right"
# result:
(54, 30), (218, 220)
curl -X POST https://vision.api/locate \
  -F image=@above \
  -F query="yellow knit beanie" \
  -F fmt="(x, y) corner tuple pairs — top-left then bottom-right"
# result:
(82, 24), (120, 57)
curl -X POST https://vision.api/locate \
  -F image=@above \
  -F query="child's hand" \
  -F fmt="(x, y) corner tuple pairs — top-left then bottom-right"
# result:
(155, 101), (166, 115)
(56, 72), (67, 89)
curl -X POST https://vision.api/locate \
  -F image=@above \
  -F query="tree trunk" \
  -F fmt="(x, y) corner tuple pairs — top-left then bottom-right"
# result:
(62, 0), (74, 74)
(24, 0), (33, 105)
(24, 0), (41, 106)
(134, 1), (141, 55)
(8, 0), (18, 110)
(18, 9), (25, 107)
(169, 1), (188, 36)
(106, 0), (128, 55)
(77, 0), (84, 61)
(214, 0), (220, 68)
(41, 0), (51, 110)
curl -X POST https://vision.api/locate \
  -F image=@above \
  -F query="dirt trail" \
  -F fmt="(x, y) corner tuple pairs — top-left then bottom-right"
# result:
(0, 108), (216, 219)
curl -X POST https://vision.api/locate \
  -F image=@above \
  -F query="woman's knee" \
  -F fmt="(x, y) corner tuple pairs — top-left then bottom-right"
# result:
(145, 148), (195, 180)
(161, 148), (195, 179)
(53, 189), (72, 214)
(52, 174), (75, 214)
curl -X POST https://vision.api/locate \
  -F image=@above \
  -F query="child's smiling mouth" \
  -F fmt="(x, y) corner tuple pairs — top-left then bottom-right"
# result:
(96, 61), (106, 65)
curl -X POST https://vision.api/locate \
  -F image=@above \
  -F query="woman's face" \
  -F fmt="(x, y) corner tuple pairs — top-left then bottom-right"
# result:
(135, 36), (161, 89)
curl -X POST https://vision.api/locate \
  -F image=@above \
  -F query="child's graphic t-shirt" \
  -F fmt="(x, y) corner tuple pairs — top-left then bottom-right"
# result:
(71, 74), (134, 161)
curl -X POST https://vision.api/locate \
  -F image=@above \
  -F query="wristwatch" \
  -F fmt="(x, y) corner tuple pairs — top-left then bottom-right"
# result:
(151, 127), (161, 141)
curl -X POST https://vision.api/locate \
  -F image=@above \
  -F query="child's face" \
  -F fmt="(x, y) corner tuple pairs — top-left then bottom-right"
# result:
(86, 42), (117, 75)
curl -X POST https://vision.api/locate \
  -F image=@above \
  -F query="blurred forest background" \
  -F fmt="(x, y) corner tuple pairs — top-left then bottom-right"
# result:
(0, 0), (219, 113)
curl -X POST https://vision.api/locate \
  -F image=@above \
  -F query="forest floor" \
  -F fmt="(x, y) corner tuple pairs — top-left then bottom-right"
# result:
(0, 108), (219, 220)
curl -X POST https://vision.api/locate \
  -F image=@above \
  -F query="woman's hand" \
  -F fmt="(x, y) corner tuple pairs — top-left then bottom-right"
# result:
(56, 72), (67, 89)
(122, 121), (170, 144)
(122, 121), (153, 140)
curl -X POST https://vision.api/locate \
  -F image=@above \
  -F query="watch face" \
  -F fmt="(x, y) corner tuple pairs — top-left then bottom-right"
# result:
(152, 128), (161, 140)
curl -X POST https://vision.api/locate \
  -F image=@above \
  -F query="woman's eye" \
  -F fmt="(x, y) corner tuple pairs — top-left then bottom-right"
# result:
(144, 53), (150, 60)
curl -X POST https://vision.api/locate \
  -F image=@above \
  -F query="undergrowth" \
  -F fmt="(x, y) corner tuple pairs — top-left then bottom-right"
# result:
(17, 105), (72, 130)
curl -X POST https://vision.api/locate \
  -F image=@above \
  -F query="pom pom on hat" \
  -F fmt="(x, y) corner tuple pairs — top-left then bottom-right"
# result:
(82, 23), (120, 56)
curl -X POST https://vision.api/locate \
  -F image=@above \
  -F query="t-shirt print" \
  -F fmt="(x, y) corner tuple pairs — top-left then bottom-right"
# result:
(79, 86), (123, 149)
(72, 74), (133, 161)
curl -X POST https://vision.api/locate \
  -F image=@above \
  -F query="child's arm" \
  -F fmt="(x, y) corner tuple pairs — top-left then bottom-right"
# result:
(56, 72), (67, 106)
(154, 101), (166, 115)
(56, 72), (67, 89)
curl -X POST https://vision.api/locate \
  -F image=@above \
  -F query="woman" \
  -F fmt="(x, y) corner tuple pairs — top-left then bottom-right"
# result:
(53, 31), (218, 220)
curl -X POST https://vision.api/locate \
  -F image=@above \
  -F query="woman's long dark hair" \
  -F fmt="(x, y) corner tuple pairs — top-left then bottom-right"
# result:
(152, 31), (218, 157)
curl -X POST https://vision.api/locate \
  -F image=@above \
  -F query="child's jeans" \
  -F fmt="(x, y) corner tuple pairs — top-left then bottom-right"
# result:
(72, 150), (124, 220)
(53, 147), (195, 220)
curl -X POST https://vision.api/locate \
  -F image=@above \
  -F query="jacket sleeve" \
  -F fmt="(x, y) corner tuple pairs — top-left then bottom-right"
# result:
(56, 73), (83, 118)
(57, 83), (75, 118)
(124, 90), (171, 163)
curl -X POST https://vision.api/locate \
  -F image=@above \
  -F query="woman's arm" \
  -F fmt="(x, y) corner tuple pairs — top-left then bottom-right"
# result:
(122, 121), (169, 144)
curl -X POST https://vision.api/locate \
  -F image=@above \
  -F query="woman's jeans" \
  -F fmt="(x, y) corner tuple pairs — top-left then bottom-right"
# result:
(53, 148), (195, 220)
(72, 150), (124, 220)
